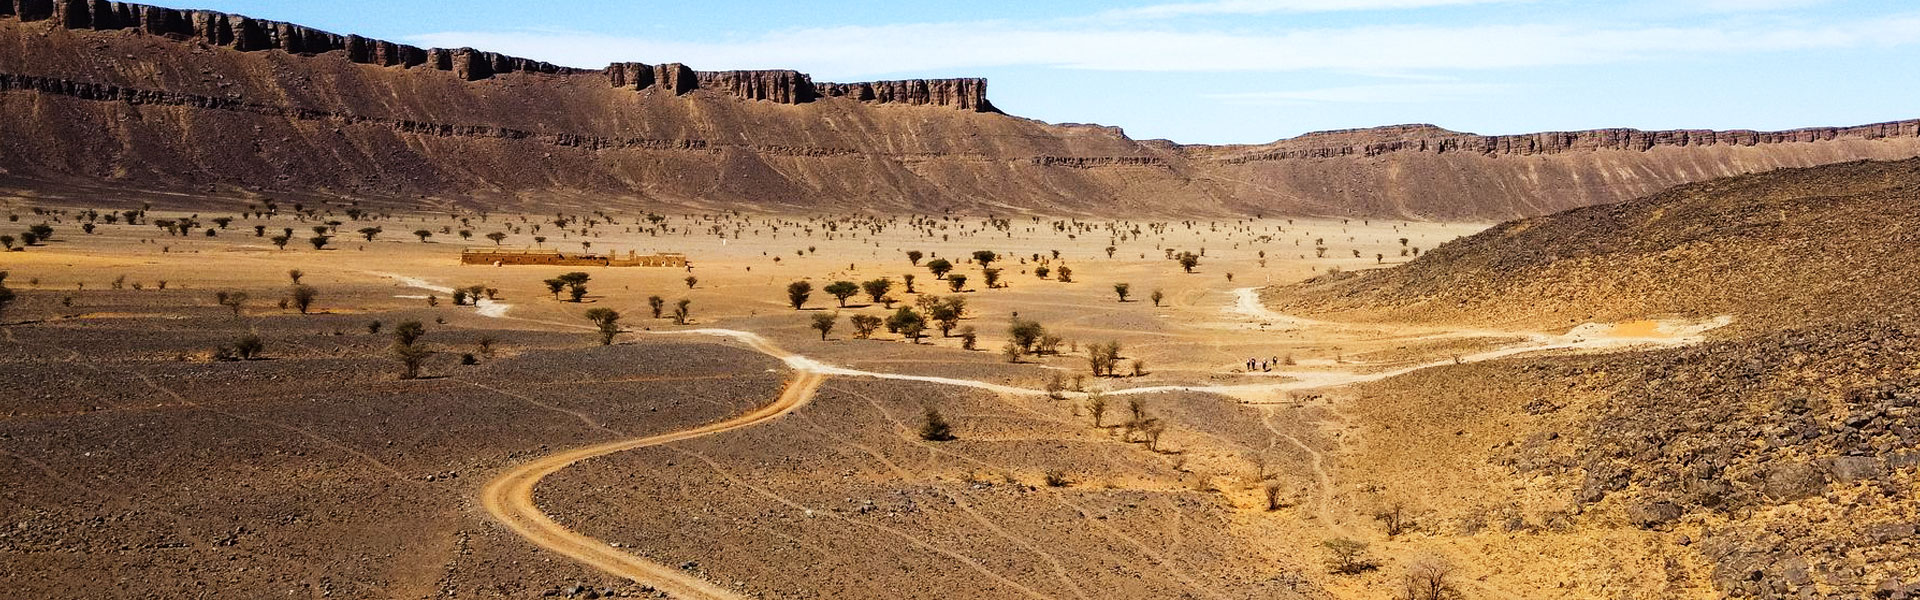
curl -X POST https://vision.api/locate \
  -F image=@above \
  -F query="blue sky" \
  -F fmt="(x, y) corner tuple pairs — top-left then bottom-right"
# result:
(186, 0), (1920, 144)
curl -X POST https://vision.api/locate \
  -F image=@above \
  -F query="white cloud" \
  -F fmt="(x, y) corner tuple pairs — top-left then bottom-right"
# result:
(411, 15), (1920, 79)
(1209, 83), (1517, 105)
(1682, 0), (1832, 11)
(1103, 0), (1516, 19)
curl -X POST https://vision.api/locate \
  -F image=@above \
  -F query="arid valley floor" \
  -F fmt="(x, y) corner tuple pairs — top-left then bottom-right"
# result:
(9, 186), (1903, 600)
(5, 3), (1920, 598)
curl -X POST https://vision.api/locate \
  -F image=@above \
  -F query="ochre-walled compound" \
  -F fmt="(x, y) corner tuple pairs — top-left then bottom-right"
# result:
(461, 249), (688, 267)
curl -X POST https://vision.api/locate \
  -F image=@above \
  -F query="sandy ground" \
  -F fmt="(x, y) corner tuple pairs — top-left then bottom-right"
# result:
(0, 206), (1725, 598)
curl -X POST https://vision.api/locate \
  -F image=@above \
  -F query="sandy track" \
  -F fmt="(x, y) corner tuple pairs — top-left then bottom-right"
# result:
(479, 352), (825, 600)
(434, 268), (1722, 596)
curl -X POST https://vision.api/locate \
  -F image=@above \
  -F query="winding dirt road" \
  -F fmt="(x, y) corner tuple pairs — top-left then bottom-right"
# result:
(478, 336), (824, 600)
(436, 272), (1727, 597)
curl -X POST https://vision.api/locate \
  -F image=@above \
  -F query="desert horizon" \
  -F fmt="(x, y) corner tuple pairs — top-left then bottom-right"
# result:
(4, 2), (1918, 600)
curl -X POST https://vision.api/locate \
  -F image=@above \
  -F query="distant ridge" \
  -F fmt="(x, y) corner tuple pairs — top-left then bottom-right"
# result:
(1195, 120), (1920, 163)
(0, 0), (992, 110)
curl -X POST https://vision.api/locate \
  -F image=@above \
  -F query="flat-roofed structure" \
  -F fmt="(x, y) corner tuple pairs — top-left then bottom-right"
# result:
(461, 249), (687, 267)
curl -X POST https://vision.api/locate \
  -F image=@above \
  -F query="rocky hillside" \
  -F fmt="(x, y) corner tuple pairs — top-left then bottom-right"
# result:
(1342, 317), (1920, 599)
(1266, 158), (1920, 598)
(7, 2), (1920, 218)
(1268, 158), (1920, 331)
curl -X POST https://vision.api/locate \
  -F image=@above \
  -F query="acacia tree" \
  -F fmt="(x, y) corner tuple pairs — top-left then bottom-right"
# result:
(413, 229), (433, 242)
(972, 250), (998, 267)
(585, 308), (621, 345)
(887, 306), (926, 343)
(849, 314), (882, 339)
(862, 278), (892, 305)
(928, 296), (965, 337)
(648, 295), (666, 318)
(672, 299), (691, 325)
(1151, 289), (1165, 307)
(555, 272), (590, 302)
(926, 258), (953, 280)
(810, 312), (837, 340)
(1114, 283), (1131, 302)
(486, 232), (507, 245)
(947, 274), (968, 293)
(825, 281), (859, 307)
(1008, 318), (1045, 354)
(786, 281), (812, 310)
(1178, 252), (1200, 273)
(906, 250), (923, 266)
(357, 227), (382, 242)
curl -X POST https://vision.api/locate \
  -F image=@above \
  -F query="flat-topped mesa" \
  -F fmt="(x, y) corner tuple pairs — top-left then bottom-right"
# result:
(4, 0), (578, 80)
(1215, 120), (1920, 163)
(606, 61), (992, 111)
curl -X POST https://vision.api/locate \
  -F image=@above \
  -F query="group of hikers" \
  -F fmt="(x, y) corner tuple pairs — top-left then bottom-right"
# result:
(1245, 356), (1285, 372)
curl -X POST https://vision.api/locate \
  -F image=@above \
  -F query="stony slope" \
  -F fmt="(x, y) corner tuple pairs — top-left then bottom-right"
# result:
(1267, 157), (1920, 331)
(7, 2), (1920, 218)
(1265, 158), (1920, 598)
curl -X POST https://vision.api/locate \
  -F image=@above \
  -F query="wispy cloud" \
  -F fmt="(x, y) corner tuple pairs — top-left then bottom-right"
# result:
(411, 15), (1920, 78)
(1102, 0), (1516, 19)
(1683, 0), (1833, 11)
(1209, 83), (1518, 105)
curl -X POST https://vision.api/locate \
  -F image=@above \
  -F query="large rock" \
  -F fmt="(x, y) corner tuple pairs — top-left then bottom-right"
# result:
(1625, 501), (1684, 528)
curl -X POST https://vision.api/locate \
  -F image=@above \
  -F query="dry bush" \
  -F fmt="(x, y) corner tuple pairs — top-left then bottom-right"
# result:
(1044, 470), (1071, 488)
(1374, 501), (1416, 537)
(1264, 482), (1288, 511)
(1401, 556), (1457, 600)
(1322, 538), (1375, 575)
(918, 406), (955, 441)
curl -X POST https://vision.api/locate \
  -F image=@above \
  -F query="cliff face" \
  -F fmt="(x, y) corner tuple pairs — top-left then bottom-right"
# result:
(606, 62), (993, 111)
(6, 0), (995, 108)
(4, 2), (1920, 218)
(5, 0), (574, 80)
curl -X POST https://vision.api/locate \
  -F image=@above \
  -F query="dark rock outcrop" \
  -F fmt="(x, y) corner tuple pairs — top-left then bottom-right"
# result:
(606, 61), (993, 111)
(818, 78), (992, 111)
(5, 0), (576, 80)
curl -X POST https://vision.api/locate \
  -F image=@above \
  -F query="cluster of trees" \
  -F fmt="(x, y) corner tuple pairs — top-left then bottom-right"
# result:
(0, 224), (55, 251)
(450, 284), (497, 306)
(543, 272), (591, 302)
